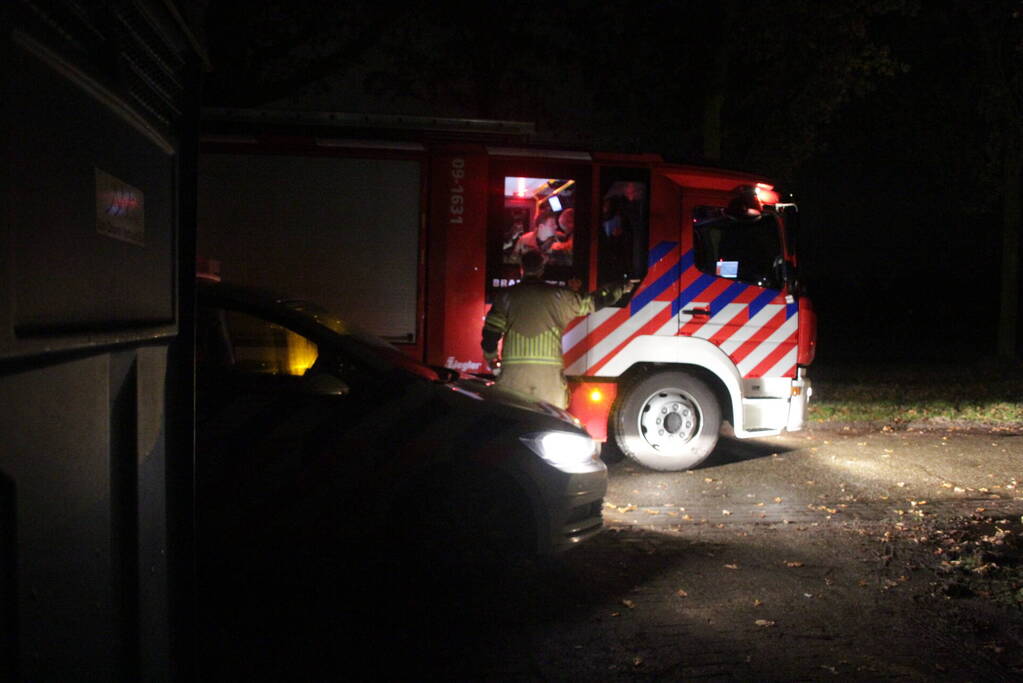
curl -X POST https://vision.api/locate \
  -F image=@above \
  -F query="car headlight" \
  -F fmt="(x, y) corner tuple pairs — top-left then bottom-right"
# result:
(520, 431), (605, 474)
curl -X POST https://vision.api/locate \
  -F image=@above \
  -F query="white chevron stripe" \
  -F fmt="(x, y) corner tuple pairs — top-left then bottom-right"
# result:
(693, 303), (748, 340)
(719, 304), (786, 355)
(655, 315), (678, 337)
(577, 300), (668, 373)
(565, 355), (588, 375)
(763, 347), (798, 378)
(562, 306), (617, 354)
(736, 316), (799, 376)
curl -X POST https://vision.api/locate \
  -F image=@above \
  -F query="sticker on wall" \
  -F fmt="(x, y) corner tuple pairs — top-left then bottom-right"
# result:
(95, 167), (145, 246)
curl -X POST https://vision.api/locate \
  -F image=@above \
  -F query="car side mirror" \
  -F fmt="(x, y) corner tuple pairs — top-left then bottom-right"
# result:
(301, 372), (350, 396)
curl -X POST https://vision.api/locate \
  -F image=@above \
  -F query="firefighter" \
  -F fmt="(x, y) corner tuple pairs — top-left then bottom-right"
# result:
(512, 208), (559, 260)
(482, 250), (632, 408)
(548, 208), (574, 265)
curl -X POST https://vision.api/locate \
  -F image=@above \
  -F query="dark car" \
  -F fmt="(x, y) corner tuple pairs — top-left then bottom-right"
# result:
(195, 279), (607, 573)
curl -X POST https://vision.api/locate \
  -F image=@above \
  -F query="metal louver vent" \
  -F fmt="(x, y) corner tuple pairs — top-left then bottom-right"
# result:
(113, 2), (186, 127)
(13, 0), (191, 133)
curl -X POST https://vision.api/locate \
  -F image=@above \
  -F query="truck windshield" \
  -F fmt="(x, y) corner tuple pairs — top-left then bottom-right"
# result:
(693, 207), (785, 290)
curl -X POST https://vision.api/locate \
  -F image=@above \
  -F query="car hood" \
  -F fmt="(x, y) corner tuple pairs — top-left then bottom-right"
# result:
(438, 374), (584, 430)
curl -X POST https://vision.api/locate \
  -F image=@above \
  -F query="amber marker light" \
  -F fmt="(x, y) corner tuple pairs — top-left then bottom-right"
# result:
(588, 388), (604, 403)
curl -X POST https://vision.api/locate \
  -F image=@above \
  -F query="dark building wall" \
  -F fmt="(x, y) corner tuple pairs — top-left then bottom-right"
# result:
(2, 2), (200, 679)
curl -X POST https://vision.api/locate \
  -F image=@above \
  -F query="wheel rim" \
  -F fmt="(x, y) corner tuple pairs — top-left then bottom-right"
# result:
(637, 388), (700, 452)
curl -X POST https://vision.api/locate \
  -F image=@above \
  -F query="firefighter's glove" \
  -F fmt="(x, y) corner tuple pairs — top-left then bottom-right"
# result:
(595, 281), (628, 308)
(484, 352), (501, 373)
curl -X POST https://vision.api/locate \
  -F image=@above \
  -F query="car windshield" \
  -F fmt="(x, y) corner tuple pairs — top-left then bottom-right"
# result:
(282, 299), (447, 382)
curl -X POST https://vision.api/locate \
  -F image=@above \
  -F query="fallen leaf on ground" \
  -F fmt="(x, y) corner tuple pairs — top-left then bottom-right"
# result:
(785, 561), (804, 568)
(675, 589), (688, 598)
(622, 599), (636, 609)
(725, 563), (739, 569)
(755, 619), (776, 627)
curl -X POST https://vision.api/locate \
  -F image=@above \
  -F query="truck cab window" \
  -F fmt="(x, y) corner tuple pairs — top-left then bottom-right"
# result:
(487, 168), (589, 300)
(598, 175), (649, 286)
(693, 206), (784, 290)
(500, 176), (577, 268)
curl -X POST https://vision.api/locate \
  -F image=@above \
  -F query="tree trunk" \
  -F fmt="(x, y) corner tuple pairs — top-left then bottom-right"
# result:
(997, 138), (1021, 359)
(702, 45), (728, 163)
(701, 2), (735, 164)
(702, 91), (725, 164)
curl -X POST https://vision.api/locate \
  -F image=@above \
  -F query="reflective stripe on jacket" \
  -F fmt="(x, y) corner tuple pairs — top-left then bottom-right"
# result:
(482, 281), (596, 366)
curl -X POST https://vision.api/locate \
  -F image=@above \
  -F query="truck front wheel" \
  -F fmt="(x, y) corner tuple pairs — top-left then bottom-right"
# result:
(612, 371), (721, 471)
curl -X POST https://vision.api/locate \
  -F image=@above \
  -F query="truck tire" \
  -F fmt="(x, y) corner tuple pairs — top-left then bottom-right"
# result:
(612, 370), (721, 471)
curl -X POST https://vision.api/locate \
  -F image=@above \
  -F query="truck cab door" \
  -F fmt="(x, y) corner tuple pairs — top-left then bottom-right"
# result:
(563, 167), (655, 376)
(682, 201), (799, 378)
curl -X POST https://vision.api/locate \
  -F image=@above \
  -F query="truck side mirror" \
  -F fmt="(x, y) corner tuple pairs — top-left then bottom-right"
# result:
(780, 260), (799, 294)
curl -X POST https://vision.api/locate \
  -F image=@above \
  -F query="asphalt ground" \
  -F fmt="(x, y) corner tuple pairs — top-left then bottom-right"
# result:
(199, 426), (1023, 681)
(604, 427), (1022, 528)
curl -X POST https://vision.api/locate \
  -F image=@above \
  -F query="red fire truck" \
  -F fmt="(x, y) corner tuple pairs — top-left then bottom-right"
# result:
(198, 109), (816, 471)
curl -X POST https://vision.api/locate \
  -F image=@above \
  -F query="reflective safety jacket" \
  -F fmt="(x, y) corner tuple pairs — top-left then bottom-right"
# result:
(481, 279), (626, 406)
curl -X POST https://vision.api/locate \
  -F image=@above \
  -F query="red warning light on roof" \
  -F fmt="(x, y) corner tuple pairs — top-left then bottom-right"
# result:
(754, 183), (780, 205)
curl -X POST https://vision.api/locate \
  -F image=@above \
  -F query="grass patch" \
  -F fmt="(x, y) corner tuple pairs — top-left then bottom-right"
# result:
(807, 360), (1023, 427)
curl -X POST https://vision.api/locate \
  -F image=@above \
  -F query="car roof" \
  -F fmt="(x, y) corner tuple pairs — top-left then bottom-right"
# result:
(198, 278), (307, 309)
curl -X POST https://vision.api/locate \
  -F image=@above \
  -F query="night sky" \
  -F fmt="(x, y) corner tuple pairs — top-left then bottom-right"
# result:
(194, 0), (1022, 363)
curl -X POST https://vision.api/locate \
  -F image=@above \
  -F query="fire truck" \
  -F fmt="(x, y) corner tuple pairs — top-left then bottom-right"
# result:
(198, 109), (817, 471)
